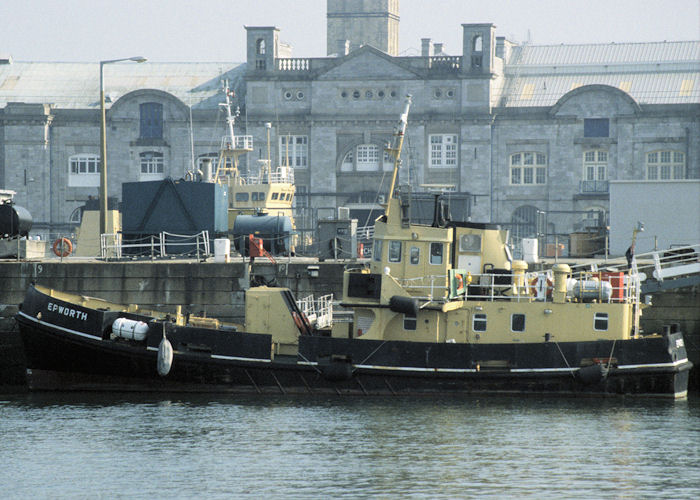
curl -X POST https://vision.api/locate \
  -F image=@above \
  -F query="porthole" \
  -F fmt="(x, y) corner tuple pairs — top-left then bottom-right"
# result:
(378, 90), (385, 98)
(434, 89), (442, 98)
(353, 90), (360, 99)
(446, 89), (455, 98)
(365, 90), (373, 99)
(284, 90), (293, 100)
(341, 90), (348, 98)
(296, 91), (304, 100)
(390, 90), (397, 98)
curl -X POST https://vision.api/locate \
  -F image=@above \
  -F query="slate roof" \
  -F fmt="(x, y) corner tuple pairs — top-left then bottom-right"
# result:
(501, 41), (700, 107)
(0, 61), (246, 110)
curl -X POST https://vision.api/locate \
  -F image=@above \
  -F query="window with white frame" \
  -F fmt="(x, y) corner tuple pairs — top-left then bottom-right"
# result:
(429, 134), (458, 168)
(279, 135), (308, 168)
(583, 150), (607, 181)
(510, 152), (546, 185)
(68, 154), (100, 187)
(646, 151), (685, 180)
(140, 151), (164, 178)
(356, 144), (380, 171)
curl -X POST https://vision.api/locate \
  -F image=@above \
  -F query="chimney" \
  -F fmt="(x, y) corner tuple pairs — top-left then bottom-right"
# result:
(421, 38), (433, 57)
(433, 43), (444, 55)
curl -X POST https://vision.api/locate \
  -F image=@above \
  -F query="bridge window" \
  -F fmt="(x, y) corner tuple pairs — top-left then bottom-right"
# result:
(373, 239), (383, 262)
(510, 152), (546, 185)
(410, 246), (420, 265)
(388, 241), (402, 262)
(646, 151), (685, 180)
(473, 313), (487, 332)
(430, 242), (443, 265)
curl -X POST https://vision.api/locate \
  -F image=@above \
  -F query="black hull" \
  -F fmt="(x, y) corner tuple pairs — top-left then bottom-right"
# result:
(16, 285), (692, 397)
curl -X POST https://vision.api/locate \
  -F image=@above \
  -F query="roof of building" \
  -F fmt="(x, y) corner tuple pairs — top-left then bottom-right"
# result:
(502, 41), (700, 107)
(0, 61), (246, 110)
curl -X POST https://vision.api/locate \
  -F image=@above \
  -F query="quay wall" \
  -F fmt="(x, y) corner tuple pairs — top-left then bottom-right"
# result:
(0, 260), (346, 323)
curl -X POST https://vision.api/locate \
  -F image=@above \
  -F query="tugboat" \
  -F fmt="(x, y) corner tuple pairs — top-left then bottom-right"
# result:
(15, 96), (692, 396)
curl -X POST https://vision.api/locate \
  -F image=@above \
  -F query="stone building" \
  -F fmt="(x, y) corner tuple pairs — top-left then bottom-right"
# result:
(0, 0), (698, 256)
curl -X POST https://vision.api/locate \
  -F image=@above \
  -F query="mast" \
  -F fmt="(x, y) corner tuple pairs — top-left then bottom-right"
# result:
(385, 94), (412, 218)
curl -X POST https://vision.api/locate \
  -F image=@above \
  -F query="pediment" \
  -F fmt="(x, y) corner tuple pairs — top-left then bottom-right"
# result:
(318, 47), (419, 80)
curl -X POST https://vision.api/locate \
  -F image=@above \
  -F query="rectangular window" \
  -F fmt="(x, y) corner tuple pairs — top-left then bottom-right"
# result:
(403, 314), (417, 331)
(235, 193), (249, 202)
(594, 312), (609, 331)
(430, 242), (443, 265)
(140, 103), (163, 139)
(511, 314), (526, 332)
(139, 152), (164, 174)
(429, 134), (458, 168)
(388, 241), (402, 262)
(646, 151), (685, 180)
(584, 118), (609, 138)
(473, 313), (487, 332)
(356, 144), (379, 171)
(373, 239), (383, 262)
(68, 154), (100, 187)
(279, 135), (308, 168)
(410, 246), (420, 265)
(510, 152), (547, 185)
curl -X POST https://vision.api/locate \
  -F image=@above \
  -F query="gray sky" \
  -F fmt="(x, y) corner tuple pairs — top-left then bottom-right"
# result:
(3, 0), (699, 62)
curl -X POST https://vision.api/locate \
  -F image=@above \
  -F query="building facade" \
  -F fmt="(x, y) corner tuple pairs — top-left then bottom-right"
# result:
(0, 1), (698, 255)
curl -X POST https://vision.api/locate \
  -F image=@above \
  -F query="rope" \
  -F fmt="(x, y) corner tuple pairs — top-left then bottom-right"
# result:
(553, 340), (576, 378)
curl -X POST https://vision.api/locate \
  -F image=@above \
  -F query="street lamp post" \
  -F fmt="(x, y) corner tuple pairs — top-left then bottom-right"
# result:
(99, 56), (147, 238)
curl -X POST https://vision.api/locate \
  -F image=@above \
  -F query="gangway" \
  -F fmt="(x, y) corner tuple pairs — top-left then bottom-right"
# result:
(570, 243), (700, 293)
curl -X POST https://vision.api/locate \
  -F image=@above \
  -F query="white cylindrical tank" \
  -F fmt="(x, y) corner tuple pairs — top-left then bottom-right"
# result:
(214, 238), (231, 263)
(572, 280), (613, 302)
(111, 318), (149, 341)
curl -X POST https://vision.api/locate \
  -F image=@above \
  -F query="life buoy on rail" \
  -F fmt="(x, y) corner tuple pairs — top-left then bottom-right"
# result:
(52, 237), (73, 257)
(530, 275), (553, 298)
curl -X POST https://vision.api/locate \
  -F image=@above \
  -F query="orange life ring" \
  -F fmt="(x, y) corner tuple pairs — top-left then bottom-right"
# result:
(530, 276), (553, 297)
(52, 237), (73, 257)
(456, 273), (464, 293)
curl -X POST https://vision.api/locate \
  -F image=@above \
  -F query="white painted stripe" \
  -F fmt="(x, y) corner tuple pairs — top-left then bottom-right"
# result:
(150, 344), (273, 363)
(617, 359), (690, 370)
(17, 311), (103, 341)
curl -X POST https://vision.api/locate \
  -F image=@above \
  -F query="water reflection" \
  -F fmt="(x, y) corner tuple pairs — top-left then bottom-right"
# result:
(1, 393), (698, 498)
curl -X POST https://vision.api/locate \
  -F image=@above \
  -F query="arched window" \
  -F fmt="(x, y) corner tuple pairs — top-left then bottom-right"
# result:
(472, 34), (483, 52)
(509, 152), (546, 185)
(256, 38), (266, 55)
(646, 150), (685, 180)
(511, 205), (540, 242)
(341, 150), (354, 172)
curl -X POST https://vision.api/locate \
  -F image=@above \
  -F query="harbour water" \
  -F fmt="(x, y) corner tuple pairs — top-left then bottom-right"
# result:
(1, 393), (699, 499)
